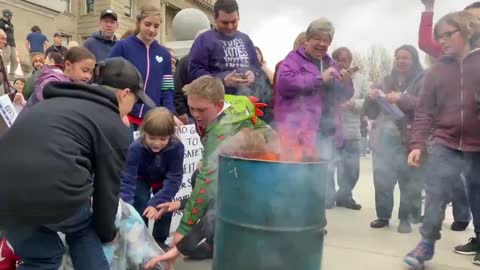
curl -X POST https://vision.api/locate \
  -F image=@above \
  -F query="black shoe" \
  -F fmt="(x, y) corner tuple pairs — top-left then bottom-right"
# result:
(473, 250), (480, 266)
(336, 199), (362, 210)
(398, 220), (413, 234)
(185, 242), (213, 260)
(454, 237), (480, 255)
(451, 221), (469, 231)
(370, 219), (389, 228)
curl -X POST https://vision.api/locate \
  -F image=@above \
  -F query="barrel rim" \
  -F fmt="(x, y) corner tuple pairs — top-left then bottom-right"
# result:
(219, 154), (329, 165)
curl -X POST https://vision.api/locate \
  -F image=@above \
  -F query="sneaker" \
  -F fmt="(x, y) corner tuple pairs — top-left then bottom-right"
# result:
(454, 237), (480, 255)
(451, 221), (469, 231)
(404, 240), (435, 269)
(398, 220), (413, 234)
(336, 198), (362, 210)
(473, 250), (480, 266)
(370, 219), (389, 228)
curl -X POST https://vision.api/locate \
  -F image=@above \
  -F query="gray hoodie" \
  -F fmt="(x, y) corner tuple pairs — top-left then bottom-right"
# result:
(340, 73), (369, 140)
(83, 31), (117, 62)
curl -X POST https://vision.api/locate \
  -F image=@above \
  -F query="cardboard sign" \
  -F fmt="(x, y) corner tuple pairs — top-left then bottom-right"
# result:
(170, 124), (203, 233)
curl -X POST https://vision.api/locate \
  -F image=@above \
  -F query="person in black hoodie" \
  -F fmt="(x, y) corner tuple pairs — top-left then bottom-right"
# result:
(0, 57), (157, 270)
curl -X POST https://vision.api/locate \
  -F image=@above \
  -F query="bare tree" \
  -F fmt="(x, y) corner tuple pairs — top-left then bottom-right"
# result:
(351, 51), (368, 76)
(366, 45), (393, 86)
(351, 45), (393, 87)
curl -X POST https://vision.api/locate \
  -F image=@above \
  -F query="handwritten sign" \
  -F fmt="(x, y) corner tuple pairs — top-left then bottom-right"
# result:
(0, 94), (18, 128)
(169, 124), (203, 233)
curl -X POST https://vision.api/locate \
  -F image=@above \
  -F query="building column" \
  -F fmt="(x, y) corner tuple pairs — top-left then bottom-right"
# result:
(160, 0), (166, 43)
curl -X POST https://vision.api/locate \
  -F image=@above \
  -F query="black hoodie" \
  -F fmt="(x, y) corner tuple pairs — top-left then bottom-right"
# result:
(0, 81), (129, 243)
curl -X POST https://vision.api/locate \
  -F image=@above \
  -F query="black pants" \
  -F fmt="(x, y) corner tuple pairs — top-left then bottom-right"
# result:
(372, 133), (422, 221)
(177, 200), (216, 259)
(133, 181), (173, 245)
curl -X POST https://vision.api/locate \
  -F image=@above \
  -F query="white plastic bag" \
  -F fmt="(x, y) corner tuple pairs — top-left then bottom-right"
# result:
(61, 200), (166, 270)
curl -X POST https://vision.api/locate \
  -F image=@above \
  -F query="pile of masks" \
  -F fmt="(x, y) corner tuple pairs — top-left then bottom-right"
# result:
(61, 200), (167, 270)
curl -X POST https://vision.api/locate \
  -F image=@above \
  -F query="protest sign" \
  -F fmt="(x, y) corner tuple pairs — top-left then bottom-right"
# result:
(170, 124), (203, 233)
(0, 94), (18, 136)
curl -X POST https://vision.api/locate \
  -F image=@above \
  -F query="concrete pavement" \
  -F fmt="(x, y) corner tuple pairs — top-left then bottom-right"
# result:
(174, 158), (476, 270)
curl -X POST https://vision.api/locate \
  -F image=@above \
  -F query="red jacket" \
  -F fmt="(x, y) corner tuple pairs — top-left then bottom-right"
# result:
(418, 12), (443, 59)
(410, 49), (480, 152)
(0, 237), (19, 270)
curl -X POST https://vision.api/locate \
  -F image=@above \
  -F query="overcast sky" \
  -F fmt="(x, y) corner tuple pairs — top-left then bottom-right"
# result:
(236, 0), (474, 67)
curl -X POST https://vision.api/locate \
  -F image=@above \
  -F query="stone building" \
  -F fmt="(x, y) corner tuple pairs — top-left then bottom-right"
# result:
(0, 0), (215, 72)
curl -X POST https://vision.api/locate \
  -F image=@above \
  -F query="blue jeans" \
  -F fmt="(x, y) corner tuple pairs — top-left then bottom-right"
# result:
(421, 144), (480, 241)
(336, 139), (361, 202)
(6, 204), (108, 270)
(316, 135), (337, 205)
(450, 173), (471, 223)
(133, 180), (172, 245)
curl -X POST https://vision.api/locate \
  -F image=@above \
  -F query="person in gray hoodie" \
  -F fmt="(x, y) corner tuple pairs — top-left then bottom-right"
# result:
(83, 9), (119, 62)
(332, 47), (369, 210)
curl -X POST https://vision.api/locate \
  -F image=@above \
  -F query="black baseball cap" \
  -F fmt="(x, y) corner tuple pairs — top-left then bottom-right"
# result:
(53, 32), (63, 38)
(2, 9), (12, 17)
(94, 57), (156, 109)
(100, 9), (118, 21)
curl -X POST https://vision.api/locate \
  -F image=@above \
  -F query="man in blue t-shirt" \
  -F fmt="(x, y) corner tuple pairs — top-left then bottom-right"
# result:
(25, 25), (48, 58)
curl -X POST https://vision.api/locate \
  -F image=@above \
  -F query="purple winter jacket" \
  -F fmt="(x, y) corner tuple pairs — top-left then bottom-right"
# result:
(25, 65), (69, 109)
(274, 47), (354, 147)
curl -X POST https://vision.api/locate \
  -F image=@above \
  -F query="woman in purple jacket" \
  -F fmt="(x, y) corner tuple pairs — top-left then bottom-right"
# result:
(274, 18), (354, 207)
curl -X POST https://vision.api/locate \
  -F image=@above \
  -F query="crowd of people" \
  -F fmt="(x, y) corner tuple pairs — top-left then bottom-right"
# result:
(0, 0), (479, 269)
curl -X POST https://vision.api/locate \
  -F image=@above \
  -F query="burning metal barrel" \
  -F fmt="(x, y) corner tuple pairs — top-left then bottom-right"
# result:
(214, 155), (327, 270)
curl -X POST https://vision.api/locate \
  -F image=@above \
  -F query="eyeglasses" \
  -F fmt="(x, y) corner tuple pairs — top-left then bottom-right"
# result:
(436, 30), (460, 41)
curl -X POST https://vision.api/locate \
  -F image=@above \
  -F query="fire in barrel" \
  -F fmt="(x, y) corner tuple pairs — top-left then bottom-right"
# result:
(214, 128), (328, 270)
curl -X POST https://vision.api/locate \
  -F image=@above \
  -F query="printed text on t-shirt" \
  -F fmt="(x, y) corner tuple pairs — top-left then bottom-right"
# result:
(222, 38), (250, 68)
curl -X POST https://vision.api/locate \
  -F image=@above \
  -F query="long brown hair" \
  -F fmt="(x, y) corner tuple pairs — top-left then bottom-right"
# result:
(140, 108), (177, 139)
(64, 47), (96, 64)
(134, 5), (162, 35)
(120, 29), (135, 40)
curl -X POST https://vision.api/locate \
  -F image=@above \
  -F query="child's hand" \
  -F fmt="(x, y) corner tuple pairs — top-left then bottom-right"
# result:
(13, 93), (26, 106)
(156, 201), (182, 214)
(144, 246), (180, 270)
(143, 206), (161, 220)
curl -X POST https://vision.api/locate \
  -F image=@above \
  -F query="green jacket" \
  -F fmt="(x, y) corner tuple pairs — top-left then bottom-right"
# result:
(177, 95), (267, 235)
(22, 69), (41, 100)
